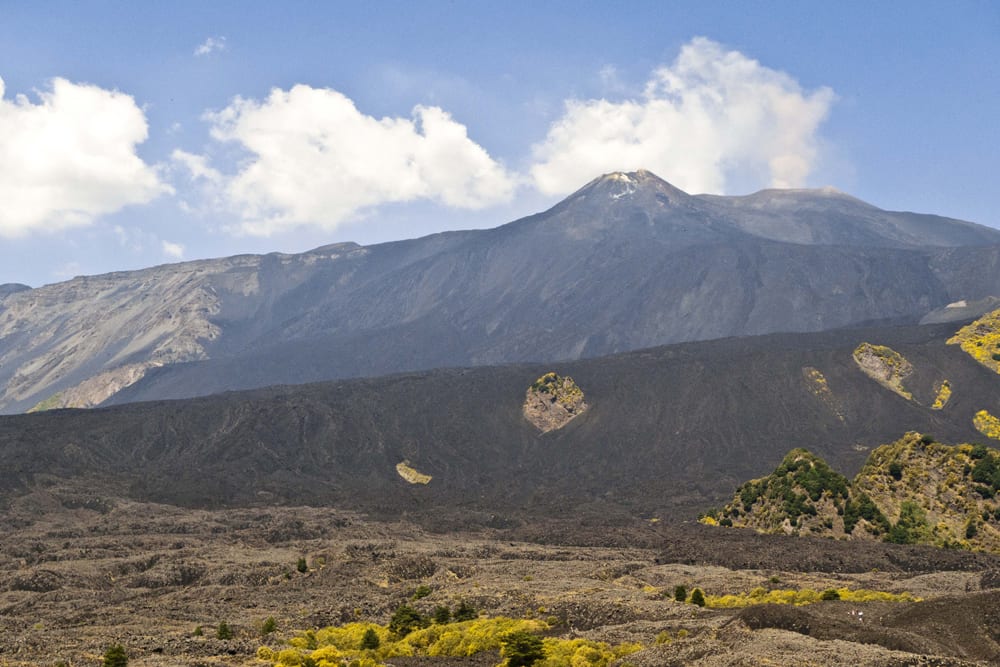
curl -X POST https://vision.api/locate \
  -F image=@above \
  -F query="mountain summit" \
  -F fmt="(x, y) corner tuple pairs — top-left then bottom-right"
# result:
(2, 170), (1000, 412)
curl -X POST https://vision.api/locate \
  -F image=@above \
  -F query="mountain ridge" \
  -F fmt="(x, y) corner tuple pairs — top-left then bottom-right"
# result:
(4, 170), (1000, 413)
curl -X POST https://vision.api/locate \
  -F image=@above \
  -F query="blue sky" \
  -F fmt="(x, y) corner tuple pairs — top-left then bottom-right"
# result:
(0, 1), (998, 286)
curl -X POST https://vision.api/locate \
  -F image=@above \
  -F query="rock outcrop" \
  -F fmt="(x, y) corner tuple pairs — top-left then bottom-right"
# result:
(523, 372), (588, 433)
(853, 343), (914, 400)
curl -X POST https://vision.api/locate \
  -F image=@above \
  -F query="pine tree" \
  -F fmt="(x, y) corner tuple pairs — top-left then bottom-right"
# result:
(360, 627), (381, 649)
(501, 631), (545, 667)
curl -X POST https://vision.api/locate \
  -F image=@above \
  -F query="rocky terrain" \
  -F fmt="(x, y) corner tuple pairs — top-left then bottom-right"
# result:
(2, 484), (999, 666)
(5, 170), (1000, 413)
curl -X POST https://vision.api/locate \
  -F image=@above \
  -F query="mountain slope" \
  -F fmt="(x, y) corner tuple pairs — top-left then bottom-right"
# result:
(3, 320), (1000, 520)
(4, 170), (1000, 412)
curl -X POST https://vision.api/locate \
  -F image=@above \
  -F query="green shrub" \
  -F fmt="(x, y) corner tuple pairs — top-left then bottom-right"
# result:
(673, 585), (687, 602)
(261, 616), (277, 635)
(888, 461), (903, 481)
(843, 493), (890, 535)
(433, 605), (452, 624)
(689, 588), (706, 607)
(297, 557), (308, 573)
(102, 644), (128, 667)
(453, 600), (478, 622)
(217, 621), (234, 640)
(820, 589), (840, 601)
(885, 501), (929, 545)
(412, 584), (432, 600)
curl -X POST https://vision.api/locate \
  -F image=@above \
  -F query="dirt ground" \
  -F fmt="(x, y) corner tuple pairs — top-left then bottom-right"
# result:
(1, 484), (999, 666)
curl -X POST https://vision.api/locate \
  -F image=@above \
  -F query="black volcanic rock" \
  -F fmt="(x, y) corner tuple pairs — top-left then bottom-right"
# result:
(4, 170), (1000, 412)
(3, 320), (1000, 518)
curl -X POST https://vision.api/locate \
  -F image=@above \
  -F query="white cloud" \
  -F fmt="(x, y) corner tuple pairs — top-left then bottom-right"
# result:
(161, 240), (185, 259)
(172, 149), (223, 184)
(0, 76), (170, 238)
(194, 36), (226, 57)
(530, 37), (835, 196)
(198, 85), (516, 236)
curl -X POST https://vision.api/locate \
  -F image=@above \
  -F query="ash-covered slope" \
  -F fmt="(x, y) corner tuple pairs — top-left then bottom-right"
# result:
(3, 320), (1000, 518)
(5, 170), (1000, 413)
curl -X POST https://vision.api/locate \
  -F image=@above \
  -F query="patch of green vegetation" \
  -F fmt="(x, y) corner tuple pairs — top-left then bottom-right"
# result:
(259, 616), (641, 667)
(723, 449), (850, 528)
(948, 309), (1000, 373)
(102, 644), (128, 667)
(931, 380), (952, 410)
(886, 501), (931, 544)
(704, 587), (918, 608)
(974, 410), (1000, 441)
(715, 432), (1000, 552)
(528, 372), (584, 407)
(843, 492), (890, 536)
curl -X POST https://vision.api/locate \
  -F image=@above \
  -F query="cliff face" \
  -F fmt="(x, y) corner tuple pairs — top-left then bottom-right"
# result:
(5, 170), (1000, 413)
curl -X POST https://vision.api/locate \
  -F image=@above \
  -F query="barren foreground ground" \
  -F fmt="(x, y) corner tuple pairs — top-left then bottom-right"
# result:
(2, 482), (999, 666)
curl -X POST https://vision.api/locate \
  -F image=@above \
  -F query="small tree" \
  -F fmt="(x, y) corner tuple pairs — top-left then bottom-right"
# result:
(501, 630), (545, 667)
(453, 600), (477, 622)
(433, 605), (452, 624)
(103, 644), (128, 667)
(689, 588), (706, 607)
(388, 605), (427, 637)
(360, 627), (381, 650)
(217, 621), (234, 640)
(673, 585), (687, 602)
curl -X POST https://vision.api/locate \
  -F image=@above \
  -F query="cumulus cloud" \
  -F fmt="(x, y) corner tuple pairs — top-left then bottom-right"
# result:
(194, 36), (226, 57)
(161, 240), (185, 259)
(0, 76), (169, 238)
(530, 37), (835, 196)
(197, 85), (515, 236)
